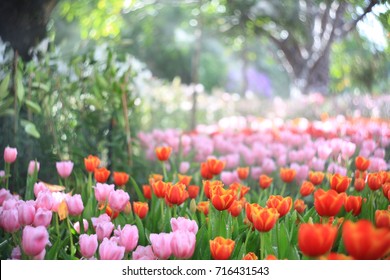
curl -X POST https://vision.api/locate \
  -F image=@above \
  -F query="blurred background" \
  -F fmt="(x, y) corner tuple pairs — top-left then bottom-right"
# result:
(0, 0), (389, 191)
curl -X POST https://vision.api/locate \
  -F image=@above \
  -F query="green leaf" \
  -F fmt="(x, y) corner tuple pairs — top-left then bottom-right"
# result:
(0, 98), (14, 113)
(24, 100), (42, 114)
(135, 215), (146, 246)
(22, 121), (41, 138)
(31, 82), (50, 92)
(0, 73), (11, 100)
(16, 71), (25, 102)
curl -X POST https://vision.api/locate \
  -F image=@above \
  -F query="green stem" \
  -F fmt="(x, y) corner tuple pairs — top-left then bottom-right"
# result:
(260, 232), (265, 260)
(87, 172), (92, 199)
(55, 213), (60, 238)
(162, 162), (168, 181)
(369, 191), (375, 222)
(280, 183), (287, 197)
(5, 162), (10, 190)
(244, 225), (252, 253)
(275, 221), (280, 258)
(67, 217), (75, 256)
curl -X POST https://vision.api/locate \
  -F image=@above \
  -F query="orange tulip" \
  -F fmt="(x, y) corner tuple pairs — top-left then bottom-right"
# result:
(354, 170), (367, 180)
(308, 171), (325, 186)
(155, 146), (172, 161)
(280, 168), (296, 183)
(367, 172), (383, 191)
(382, 182), (390, 198)
(354, 178), (366, 192)
(165, 183), (188, 206)
(264, 254), (278, 260)
(236, 167), (249, 180)
(203, 180), (224, 199)
(266, 195), (292, 218)
(229, 182), (250, 199)
(105, 205), (119, 220)
(187, 185), (200, 199)
(251, 207), (279, 232)
(94, 167), (111, 183)
(298, 223), (337, 257)
(133, 201), (149, 219)
(294, 199), (306, 214)
(344, 195), (363, 216)
(228, 199), (244, 217)
(299, 181), (315, 197)
(178, 174), (192, 186)
(200, 162), (213, 180)
(210, 185), (235, 211)
(113, 172), (129, 186)
(375, 210), (390, 228)
(320, 253), (353, 260)
(242, 252), (258, 260)
(330, 173), (351, 193)
(314, 189), (345, 217)
(197, 201), (210, 216)
(84, 155), (100, 173)
(206, 158), (226, 175)
(142, 185), (152, 200)
(149, 173), (163, 185)
(209, 237), (235, 260)
(259, 174), (273, 189)
(355, 156), (370, 171)
(245, 203), (263, 223)
(342, 220), (390, 259)
(152, 180), (168, 198)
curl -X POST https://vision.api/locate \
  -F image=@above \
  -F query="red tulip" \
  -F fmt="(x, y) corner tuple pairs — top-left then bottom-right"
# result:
(330, 173), (351, 193)
(94, 167), (111, 183)
(251, 207), (279, 232)
(84, 155), (100, 173)
(300, 181), (315, 197)
(280, 168), (296, 183)
(314, 189), (345, 217)
(266, 195), (292, 218)
(298, 223), (337, 257)
(113, 172), (129, 187)
(355, 156), (370, 171)
(344, 195), (363, 216)
(155, 146), (172, 161)
(209, 237), (235, 260)
(259, 174), (273, 189)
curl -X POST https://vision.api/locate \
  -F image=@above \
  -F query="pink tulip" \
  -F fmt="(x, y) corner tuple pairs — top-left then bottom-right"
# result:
(4, 147), (17, 163)
(262, 158), (276, 174)
(115, 224), (139, 253)
(96, 221), (114, 241)
(18, 200), (36, 226)
(27, 160), (40, 175)
(65, 194), (84, 216)
(221, 171), (239, 186)
(108, 189), (130, 212)
(51, 192), (68, 212)
(179, 162), (190, 174)
(317, 145), (332, 160)
(2, 198), (18, 210)
(132, 245), (157, 260)
(56, 161), (74, 178)
(150, 232), (172, 260)
(33, 208), (52, 228)
(170, 217), (198, 235)
(0, 208), (20, 233)
(11, 246), (22, 260)
(0, 170), (4, 177)
(99, 238), (125, 260)
(33, 182), (47, 197)
(22, 225), (49, 257)
(35, 190), (54, 210)
(33, 249), (46, 260)
(94, 183), (115, 203)
(341, 141), (356, 160)
(170, 230), (196, 259)
(79, 234), (98, 258)
(91, 213), (111, 229)
(0, 188), (12, 206)
(74, 219), (89, 234)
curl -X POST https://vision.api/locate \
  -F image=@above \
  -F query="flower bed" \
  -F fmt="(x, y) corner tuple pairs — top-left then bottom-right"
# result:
(0, 116), (389, 260)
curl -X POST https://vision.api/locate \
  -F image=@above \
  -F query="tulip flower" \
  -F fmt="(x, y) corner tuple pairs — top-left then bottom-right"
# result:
(236, 167), (249, 180)
(294, 199), (306, 214)
(96, 221), (115, 241)
(170, 217), (198, 235)
(355, 156), (370, 171)
(264, 254), (278, 260)
(35, 190), (54, 210)
(330, 173), (351, 193)
(245, 203), (263, 223)
(79, 234), (98, 258)
(308, 171), (324, 186)
(17, 200), (36, 226)
(94, 167), (111, 183)
(150, 232), (173, 260)
(65, 194), (84, 216)
(314, 189), (345, 217)
(206, 158), (226, 175)
(251, 207), (279, 232)
(56, 161), (74, 179)
(152, 180), (168, 199)
(259, 174), (273, 189)
(33, 208), (52, 227)
(354, 178), (366, 192)
(197, 201), (209, 216)
(228, 199), (244, 217)
(155, 146), (172, 161)
(375, 210), (390, 228)
(209, 236), (235, 260)
(133, 201), (149, 219)
(200, 162), (213, 180)
(210, 185), (235, 211)
(84, 155), (100, 173)
(3, 146), (17, 163)
(342, 220), (390, 259)
(367, 172), (383, 191)
(142, 185), (152, 200)
(266, 195), (292, 218)
(165, 183), (188, 206)
(229, 182), (250, 199)
(33, 182), (47, 198)
(344, 195), (363, 216)
(132, 245), (157, 260)
(0, 188), (12, 206)
(113, 172), (130, 187)
(179, 161), (190, 174)
(74, 219), (89, 234)
(94, 183), (115, 203)
(178, 174), (192, 186)
(91, 213), (111, 229)
(280, 168), (296, 183)
(27, 160), (40, 175)
(115, 224), (139, 253)
(11, 246), (21, 260)
(320, 253), (353, 260)
(0, 208), (20, 233)
(298, 223), (337, 257)
(300, 181), (315, 197)
(187, 185), (199, 199)
(203, 180), (224, 199)
(242, 252), (258, 260)
(108, 189), (130, 212)
(22, 225), (49, 257)
(170, 230), (196, 259)
(99, 238), (125, 260)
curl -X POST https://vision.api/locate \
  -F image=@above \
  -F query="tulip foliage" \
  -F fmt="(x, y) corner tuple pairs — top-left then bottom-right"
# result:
(0, 117), (390, 260)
